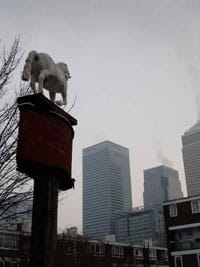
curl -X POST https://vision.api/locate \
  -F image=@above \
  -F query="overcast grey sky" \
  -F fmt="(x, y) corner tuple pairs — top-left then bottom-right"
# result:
(1, 0), (200, 232)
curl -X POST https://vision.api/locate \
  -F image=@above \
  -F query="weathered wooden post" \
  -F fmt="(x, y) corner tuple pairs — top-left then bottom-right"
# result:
(16, 93), (77, 267)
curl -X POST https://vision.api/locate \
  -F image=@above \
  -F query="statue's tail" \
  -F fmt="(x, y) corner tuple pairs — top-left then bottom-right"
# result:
(22, 51), (38, 81)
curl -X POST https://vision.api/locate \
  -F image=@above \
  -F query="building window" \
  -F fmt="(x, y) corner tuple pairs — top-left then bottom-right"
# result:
(178, 231), (182, 240)
(169, 204), (177, 217)
(90, 243), (105, 256)
(185, 230), (192, 239)
(134, 248), (143, 258)
(175, 256), (183, 267)
(165, 250), (168, 261)
(191, 199), (200, 213)
(112, 246), (124, 258)
(0, 233), (18, 249)
(149, 249), (156, 259)
(3, 234), (18, 249)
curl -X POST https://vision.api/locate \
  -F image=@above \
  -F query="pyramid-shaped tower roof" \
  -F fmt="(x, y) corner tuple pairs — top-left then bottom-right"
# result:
(184, 120), (200, 136)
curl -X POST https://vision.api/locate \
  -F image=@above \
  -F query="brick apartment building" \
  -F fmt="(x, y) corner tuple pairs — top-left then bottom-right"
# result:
(163, 195), (200, 267)
(0, 230), (168, 266)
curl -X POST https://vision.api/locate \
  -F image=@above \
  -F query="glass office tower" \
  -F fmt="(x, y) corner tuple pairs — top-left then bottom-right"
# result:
(182, 121), (200, 196)
(83, 141), (132, 240)
(143, 165), (183, 211)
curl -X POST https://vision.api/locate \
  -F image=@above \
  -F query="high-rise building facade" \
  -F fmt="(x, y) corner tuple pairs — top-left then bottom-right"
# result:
(82, 141), (132, 240)
(116, 208), (166, 247)
(182, 121), (200, 196)
(143, 165), (183, 211)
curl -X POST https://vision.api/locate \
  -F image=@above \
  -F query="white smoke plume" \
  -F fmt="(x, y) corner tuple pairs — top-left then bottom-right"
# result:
(157, 148), (173, 168)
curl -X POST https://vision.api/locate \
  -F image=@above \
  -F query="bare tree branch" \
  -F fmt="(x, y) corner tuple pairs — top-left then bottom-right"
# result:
(0, 38), (32, 226)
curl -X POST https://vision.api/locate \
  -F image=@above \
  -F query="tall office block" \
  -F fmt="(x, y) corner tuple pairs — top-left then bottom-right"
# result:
(116, 208), (166, 247)
(182, 121), (200, 196)
(83, 141), (132, 240)
(143, 165), (183, 211)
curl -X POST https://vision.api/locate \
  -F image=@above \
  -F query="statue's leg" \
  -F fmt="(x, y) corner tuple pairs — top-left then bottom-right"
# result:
(38, 70), (50, 94)
(30, 76), (37, 94)
(49, 92), (56, 103)
(61, 87), (67, 105)
(55, 84), (67, 106)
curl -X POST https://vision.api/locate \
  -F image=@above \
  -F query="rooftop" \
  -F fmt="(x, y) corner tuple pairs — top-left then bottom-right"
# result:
(184, 120), (200, 136)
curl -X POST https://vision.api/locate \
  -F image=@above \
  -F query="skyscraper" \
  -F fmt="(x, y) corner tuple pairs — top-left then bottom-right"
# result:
(82, 141), (132, 240)
(143, 165), (183, 211)
(182, 121), (200, 196)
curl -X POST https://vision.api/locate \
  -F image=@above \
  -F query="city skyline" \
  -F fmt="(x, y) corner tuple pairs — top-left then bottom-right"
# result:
(115, 164), (183, 247)
(1, 0), (200, 231)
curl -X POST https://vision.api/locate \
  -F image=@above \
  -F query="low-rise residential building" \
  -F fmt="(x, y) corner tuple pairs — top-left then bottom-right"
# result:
(163, 195), (200, 267)
(0, 229), (169, 266)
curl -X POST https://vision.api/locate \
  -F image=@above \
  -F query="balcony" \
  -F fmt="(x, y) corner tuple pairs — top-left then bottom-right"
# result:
(170, 239), (200, 251)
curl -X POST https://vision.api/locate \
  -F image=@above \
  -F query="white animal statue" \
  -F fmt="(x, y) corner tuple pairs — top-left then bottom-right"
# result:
(21, 51), (71, 106)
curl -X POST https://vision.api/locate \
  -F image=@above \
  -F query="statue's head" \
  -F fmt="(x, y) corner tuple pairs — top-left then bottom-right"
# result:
(22, 51), (38, 81)
(57, 62), (71, 80)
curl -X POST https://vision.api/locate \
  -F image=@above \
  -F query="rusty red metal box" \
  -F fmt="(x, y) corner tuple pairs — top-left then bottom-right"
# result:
(16, 94), (77, 190)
